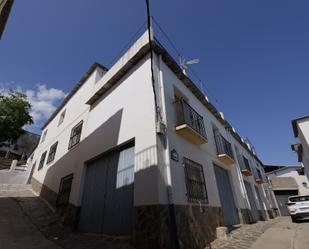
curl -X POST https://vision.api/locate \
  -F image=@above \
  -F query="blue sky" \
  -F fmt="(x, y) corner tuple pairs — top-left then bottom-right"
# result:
(0, 0), (308, 165)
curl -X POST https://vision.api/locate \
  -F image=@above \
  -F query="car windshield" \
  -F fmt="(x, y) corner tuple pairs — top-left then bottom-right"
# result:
(289, 196), (309, 202)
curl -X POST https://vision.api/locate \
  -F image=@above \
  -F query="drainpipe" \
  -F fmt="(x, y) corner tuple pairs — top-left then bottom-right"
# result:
(157, 53), (180, 249)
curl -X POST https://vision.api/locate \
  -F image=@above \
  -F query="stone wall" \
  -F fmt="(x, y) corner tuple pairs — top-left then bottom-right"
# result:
(31, 177), (79, 229)
(31, 177), (58, 207)
(134, 204), (223, 249)
(240, 208), (254, 224)
(258, 210), (267, 221)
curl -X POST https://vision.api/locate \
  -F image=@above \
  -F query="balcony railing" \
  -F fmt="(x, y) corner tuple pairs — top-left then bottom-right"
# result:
(237, 155), (252, 176)
(255, 169), (263, 184)
(214, 134), (235, 165)
(175, 99), (207, 145)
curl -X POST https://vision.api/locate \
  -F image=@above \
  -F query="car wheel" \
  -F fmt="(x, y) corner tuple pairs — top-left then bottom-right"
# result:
(291, 216), (297, 223)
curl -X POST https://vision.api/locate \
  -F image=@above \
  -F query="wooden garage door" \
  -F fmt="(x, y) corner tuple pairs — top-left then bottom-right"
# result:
(214, 165), (240, 226)
(78, 145), (135, 236)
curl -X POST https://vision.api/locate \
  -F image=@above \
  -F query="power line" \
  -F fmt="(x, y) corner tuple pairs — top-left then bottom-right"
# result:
(152, 17), (182, 57)
(151, 17), (222, 111)
(107, 21), (147, 67)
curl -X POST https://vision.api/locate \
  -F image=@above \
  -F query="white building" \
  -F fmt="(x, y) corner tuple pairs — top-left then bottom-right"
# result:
(30, 30), (275, 249)
(292, 116), (309, 179)
(266, 165), (309, 216)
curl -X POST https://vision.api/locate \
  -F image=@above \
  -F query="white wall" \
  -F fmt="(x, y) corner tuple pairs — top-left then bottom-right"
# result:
(31, 55), (160, 206)
(157, 53), (268, 212)
(297, 120), (309, 179)
(270, 168), (309, 196)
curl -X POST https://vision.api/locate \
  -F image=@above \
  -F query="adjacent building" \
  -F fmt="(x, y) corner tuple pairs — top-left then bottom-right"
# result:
(0, 130), (40, 160)
(29, 30), (276, 249)
(266, 165), (309, 216)
(0, 0), (14, 39)
(291, 116), (309, 179)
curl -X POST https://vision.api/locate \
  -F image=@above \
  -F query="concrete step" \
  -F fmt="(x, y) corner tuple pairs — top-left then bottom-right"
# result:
(0, 184), (31, 191)
(14, 167), (28, 172)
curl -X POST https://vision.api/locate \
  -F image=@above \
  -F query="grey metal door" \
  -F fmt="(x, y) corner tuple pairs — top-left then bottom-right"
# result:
(214, 165), (239, 226)
(79, 145), (135, 236)
(244, 181), (259, 222)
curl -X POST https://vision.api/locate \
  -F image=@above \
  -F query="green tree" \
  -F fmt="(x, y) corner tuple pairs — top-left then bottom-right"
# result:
(0, 90), (33, 143)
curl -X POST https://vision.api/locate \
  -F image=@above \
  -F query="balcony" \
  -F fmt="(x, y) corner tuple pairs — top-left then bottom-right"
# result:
(255, 170), (263, 184)
(214, 134), (235, 165)
(175, 99), (207, 145)
(255, 178), (262, 184)
(237, 155), (252, 176)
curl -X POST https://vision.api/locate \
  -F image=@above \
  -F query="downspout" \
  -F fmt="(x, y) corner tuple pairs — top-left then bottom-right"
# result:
(145, 2), (179, 247)
(157, 54), (180, 249)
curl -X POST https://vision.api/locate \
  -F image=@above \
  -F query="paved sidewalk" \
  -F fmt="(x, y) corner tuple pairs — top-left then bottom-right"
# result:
(0, 190), (134, 249)
(211, 218), (279, 249)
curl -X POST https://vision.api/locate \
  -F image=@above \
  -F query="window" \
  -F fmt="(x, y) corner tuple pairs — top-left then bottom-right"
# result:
(58, 109), (66, 126)
(183, 157), (208, 203)
(257, 169), (263, 180)
(47, 141), (58, 164)
(68, 121), (83, 149)
(38, 151), (47, 171)
(56, 174), (73, 206)
(41, 130), (47, 143)
(289, 196), (309, 203)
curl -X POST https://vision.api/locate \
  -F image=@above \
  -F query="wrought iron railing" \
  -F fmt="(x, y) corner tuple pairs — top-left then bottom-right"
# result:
(175, 99), (207, 139)
(214, 134), (234, 159)
(237, 155), (251, 172)
(183, 157), (208, 203)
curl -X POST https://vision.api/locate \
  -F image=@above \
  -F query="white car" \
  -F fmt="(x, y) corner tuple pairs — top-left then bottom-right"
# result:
(287, 195), (309, 222)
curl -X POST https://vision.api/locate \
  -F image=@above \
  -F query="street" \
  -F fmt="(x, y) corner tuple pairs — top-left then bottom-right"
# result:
(251, 217), (309, 249)
(211, 216), (309, 249)
(1, 190), (309, 249)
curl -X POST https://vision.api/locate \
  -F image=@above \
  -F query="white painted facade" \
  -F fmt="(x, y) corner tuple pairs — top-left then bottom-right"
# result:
(292, 117), (309, 179)
(30, 30), (274, 233)
(267, 167), (309, 196)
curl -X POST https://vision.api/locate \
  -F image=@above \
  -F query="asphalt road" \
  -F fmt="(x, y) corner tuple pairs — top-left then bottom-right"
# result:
(0, 197), (62, 249)
(250, 217), (309, 249)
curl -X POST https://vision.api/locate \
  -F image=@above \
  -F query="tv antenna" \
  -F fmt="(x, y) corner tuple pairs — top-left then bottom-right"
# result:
(180, 56), (200, 75)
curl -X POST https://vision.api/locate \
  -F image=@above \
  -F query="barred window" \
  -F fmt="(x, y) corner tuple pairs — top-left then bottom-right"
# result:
(47, 141), (58, 164)
(183, 157), (208, 203)
(68, 121), (83, 149)
(56, 174), (73, 206)
(38, 151), (47, 171)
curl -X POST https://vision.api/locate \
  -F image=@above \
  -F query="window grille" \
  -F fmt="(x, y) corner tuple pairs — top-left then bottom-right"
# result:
(38, 151), (47, 170)
(183, 157), (208, 203)
(47, 141), (58, 164)
(56, 174), (73, 206)
(68, 121), (83, 149)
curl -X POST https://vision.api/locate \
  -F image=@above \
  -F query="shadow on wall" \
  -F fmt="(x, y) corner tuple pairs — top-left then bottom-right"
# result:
(31, 109), (124, 220)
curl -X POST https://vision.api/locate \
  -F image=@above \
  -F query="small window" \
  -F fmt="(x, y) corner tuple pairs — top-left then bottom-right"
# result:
(68, 121), (83, 149)
(56, 174), (73, 206)
(47, 141), (58, 164)
(41, 130), (48, 143)
(183, 157), (208, 203)
(58, 109), (66, 126)
(38, 151), (47, 171)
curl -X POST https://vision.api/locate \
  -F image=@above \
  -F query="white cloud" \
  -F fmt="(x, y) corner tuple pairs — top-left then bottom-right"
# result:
(1, 83), (66, 129)
(26, 84), (66, 124)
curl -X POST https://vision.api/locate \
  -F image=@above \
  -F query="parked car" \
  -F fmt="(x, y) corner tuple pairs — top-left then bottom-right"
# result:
(286, 195), (309, 222)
